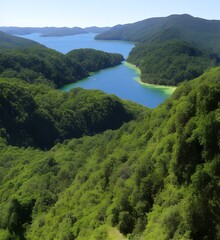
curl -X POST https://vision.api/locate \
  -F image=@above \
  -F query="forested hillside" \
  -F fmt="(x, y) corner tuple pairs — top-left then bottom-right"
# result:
(0, 78), (137, 149)
(0, 15), (219, 240)
(0, 31), (40, 48)
(40, 27), (87, 37)
(0, 46), (124, 87)
(127, 39), (219, 85)
(96, 14), (220, 86)
(0, 65), (219, 239)
(96, 14), (220, 53)
(67, 48), (124, 72)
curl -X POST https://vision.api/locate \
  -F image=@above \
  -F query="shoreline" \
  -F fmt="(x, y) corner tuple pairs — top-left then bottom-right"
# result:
(124, 61), (176, 95)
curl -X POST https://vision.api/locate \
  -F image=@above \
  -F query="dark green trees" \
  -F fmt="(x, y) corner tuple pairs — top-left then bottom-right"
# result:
(67, 48), (124, 72)
(0, 47), (124, 87)
(0, 66), (219, 239)
(96, 14), (220, 86)
(0, 31), (40, 48)
(0, 20), (220, 239)
(0, 78), (134, 149)
(128, 40), (219, 85)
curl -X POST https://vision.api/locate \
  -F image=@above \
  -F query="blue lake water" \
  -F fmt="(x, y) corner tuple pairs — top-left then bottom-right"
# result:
(21, 33), (175, 108)
(21, 33), (133, 57)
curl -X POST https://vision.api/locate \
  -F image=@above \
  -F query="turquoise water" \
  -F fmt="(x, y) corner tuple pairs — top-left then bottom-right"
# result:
(21, 33), (174, 108)
(61, 63), (173, 108)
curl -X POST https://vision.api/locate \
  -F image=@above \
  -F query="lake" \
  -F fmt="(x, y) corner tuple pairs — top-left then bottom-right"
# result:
(21, 33), (175, 108)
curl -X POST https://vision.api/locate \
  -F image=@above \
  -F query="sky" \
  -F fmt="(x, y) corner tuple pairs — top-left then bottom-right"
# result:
(1, 0), (220, 27)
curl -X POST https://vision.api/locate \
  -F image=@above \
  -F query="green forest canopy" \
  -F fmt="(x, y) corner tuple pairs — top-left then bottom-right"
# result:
(96, 14), (220, 53)
(96, 14), (220, 86)
(0, 31), (40, 49)
(0, 78), (138, 149)
(0, 19), (219, 239)
(0, 65), (219, 239)
(127, 39), (219, 86)
(0, 47), (124, 88)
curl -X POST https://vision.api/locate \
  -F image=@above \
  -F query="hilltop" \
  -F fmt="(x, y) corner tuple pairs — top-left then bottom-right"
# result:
(96, 14), (220, 85)
(96, 14), (220, 53)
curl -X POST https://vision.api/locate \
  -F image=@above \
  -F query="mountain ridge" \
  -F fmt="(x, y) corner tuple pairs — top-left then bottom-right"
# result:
(96, 14), (220, 51)
(96, 14), (220, 86)
(0, 31), (40, 48)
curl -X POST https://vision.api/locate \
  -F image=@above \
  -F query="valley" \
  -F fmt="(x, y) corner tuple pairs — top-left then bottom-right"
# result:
(0, 13), (219, 240)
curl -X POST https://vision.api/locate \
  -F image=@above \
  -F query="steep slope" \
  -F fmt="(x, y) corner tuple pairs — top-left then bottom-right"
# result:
(0, 31), (40, 48)
(0, 46), (88, 87)
(97, 14), (220, 86)
(96, 14), (220, 53)
(0, 66), (219, 239)
(127, 39), (219, 85)
(0, 78), (137, 149)
(0, 47), (124, 87)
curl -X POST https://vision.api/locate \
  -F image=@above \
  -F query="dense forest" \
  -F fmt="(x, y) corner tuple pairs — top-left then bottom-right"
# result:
(67, 49), (124, 72)
(0, 31), (40, 49)
(97, 14), (220, 86)
(0, 19), (220, 240)
(0, 78), (138, 149)
(0, 67), (219, 239)
(96, 14), (220, 53)
(0, 46), (123, 87)
(127, 39), (219, 85)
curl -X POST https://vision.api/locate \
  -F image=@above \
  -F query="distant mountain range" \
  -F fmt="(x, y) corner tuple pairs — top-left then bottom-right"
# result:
(84, 26), (111, 33)
(0, 26), (110, 48)
(0, 26), (111, 37)
(1, 14), (220, 51)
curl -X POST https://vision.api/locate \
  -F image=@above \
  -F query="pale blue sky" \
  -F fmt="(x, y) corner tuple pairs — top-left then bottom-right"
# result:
(1, 0), (220, 27)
